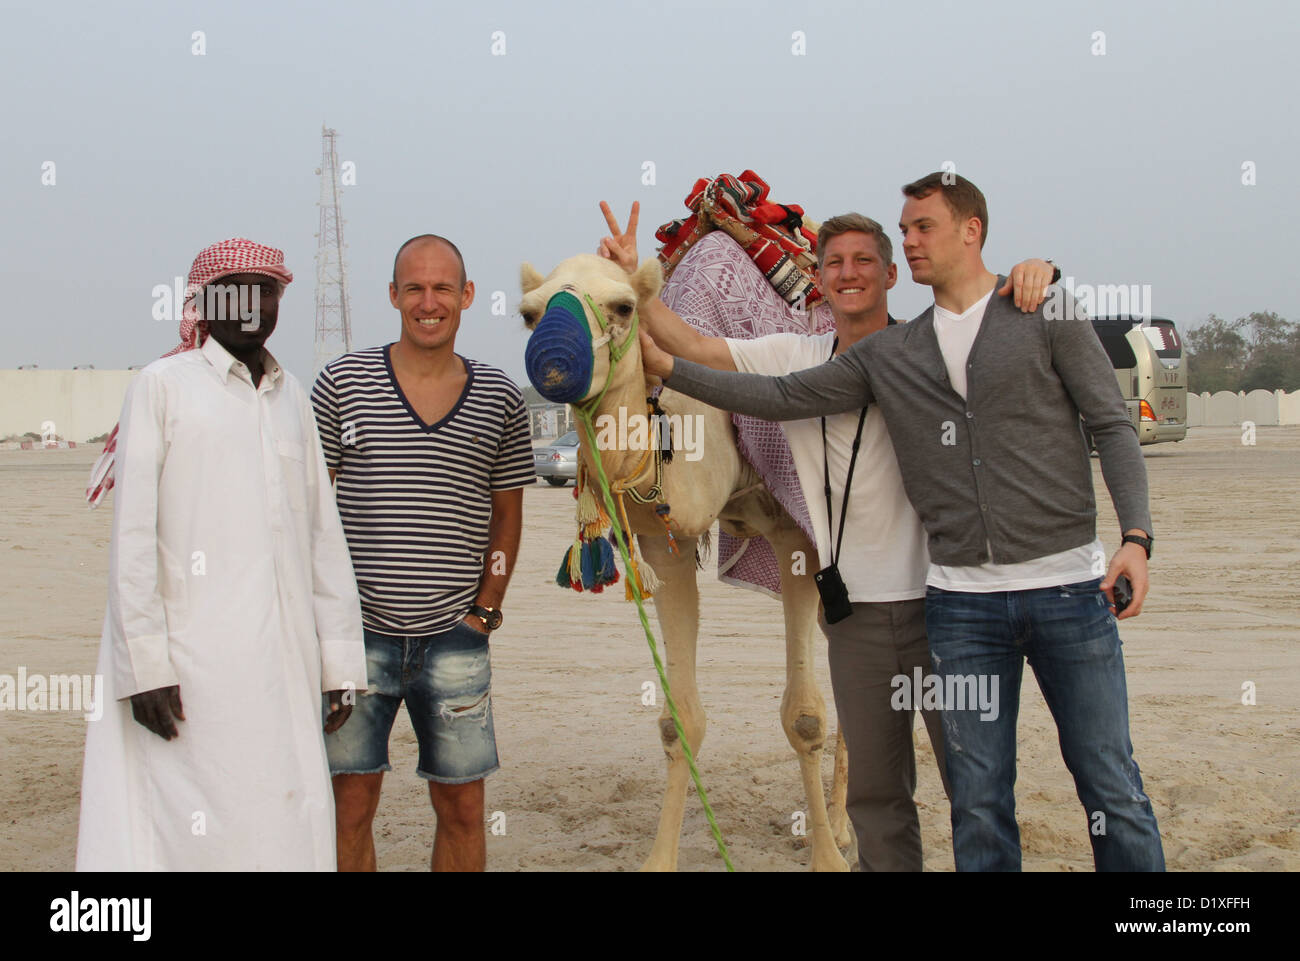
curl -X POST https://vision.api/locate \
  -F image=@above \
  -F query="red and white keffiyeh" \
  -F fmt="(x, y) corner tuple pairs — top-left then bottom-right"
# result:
(85, 238), (294, 507)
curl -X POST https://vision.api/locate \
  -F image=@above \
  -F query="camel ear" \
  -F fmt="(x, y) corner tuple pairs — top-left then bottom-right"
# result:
(520, 262), (545, 295)
(630, 257), (663, 304)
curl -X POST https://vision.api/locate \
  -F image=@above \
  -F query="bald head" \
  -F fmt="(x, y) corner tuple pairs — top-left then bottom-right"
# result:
(392, 234), (466, 287)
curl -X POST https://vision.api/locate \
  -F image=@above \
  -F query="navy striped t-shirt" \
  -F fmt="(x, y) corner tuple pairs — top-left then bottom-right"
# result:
(311, 345), (535, 634)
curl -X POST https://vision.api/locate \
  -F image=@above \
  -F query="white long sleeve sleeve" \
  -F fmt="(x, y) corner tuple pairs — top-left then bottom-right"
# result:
(106, 371), (178, 698)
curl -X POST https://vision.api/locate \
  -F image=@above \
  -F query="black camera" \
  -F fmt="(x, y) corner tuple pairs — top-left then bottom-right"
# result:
(814, 563), (853, 624)
(1113, 574), (1133, 614)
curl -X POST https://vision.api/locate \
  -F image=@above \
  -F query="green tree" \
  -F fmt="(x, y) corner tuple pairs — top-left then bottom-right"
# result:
(1240, 312), (1300, 391)
(1185, 314), (1248, 393)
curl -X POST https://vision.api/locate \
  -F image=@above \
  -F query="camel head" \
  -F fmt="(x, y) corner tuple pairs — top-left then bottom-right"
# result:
(520, 254), (662, 407)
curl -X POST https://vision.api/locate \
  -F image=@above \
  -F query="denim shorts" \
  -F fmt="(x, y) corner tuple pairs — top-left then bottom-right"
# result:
(325, 621), (500, 784)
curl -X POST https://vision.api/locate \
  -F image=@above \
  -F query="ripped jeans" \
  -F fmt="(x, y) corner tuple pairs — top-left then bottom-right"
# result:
(325, 622), (499, 784)
(925, 579), (1164, 871)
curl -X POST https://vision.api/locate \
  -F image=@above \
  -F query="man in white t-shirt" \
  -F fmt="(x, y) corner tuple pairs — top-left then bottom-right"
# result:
(598, 203), (1054, 870)
(895, 173), (1162, 870)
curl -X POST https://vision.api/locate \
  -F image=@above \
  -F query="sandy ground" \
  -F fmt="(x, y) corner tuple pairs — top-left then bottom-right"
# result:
(1, 427), (1297, 872)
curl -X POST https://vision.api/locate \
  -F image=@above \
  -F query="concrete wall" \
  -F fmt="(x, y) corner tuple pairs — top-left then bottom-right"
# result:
(1206, 391), (1242, 426)
(1280, 390), (1300, 425)
(1186, 389), (1299, 427)
(1243, 389), (1280, 426)
(0, 370), (138, 442)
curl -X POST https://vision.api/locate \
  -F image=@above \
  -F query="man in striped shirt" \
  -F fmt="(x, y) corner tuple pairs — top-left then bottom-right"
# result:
(312, 234), (535, 871)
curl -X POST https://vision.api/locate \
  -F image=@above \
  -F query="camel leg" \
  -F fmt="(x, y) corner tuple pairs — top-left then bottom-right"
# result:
(637, 534), (706, 872)
(771, 528), (850, 872)
(829, 727), (852, 848)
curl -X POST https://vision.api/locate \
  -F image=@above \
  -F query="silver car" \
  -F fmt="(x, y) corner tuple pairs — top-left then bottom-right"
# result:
(533, 430), (580, 487)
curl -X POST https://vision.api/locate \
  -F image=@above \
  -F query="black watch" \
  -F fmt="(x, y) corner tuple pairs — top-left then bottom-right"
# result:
(1047, 259), (1062, 285)
(469, 605), (503, 631)
(1121, 533), (1153, 559)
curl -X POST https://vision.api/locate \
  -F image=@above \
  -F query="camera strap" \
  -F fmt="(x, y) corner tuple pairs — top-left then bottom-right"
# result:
(821, 337), (869, 568)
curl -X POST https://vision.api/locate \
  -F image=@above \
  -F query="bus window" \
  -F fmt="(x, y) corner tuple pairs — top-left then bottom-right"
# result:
(1094, 326), (1138, 369)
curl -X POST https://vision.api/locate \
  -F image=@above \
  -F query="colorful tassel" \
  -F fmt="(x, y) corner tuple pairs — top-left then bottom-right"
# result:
(639, 555), (660, 594)
(578, 492), (609, 541)
(555, 448), (668, 602)
(579, 539), (597, 590)
(655, 503), (680, 556)
(623, 536), (661, 600)
(568, 537), (583, 587)
(555, 535), (623, 594)
(596, 536), (618, 585)
(576, 483), (600, 527)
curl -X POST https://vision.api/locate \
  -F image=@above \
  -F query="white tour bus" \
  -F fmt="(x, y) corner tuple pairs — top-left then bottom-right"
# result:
(1090, 315), (1188, 446)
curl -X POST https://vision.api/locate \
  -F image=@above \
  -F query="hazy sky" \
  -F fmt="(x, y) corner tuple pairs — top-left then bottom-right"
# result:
(2, 0), (1296, 385)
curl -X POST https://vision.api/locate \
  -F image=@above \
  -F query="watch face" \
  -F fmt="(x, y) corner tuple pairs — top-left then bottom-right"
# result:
(486, 609), (504, 630)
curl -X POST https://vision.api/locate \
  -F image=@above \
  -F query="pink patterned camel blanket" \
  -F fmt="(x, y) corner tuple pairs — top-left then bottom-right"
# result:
(659, 231), (835, 596)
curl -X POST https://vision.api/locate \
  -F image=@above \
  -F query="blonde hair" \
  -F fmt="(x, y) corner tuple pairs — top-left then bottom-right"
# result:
(816, 213), (893, 267)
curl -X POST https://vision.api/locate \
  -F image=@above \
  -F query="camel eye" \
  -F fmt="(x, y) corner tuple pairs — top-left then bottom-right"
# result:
(613, 302), (634, 319)
(521, 309), (538, 328)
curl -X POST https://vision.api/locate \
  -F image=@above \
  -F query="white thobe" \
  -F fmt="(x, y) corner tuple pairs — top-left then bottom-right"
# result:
(76, 336), (367, 871)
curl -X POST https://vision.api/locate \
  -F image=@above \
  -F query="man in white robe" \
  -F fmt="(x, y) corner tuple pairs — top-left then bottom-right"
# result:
(77, 238), (367, 871)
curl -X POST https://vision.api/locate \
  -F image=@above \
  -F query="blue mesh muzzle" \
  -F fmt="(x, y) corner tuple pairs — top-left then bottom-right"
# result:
(524, 291), (595, 403)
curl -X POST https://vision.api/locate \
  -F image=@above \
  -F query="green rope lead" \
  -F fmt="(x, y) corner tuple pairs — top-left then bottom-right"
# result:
(576, 409), (735, 872)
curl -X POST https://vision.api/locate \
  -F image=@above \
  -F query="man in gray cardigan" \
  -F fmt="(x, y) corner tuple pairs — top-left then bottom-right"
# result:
(640, 173), (1164, 871)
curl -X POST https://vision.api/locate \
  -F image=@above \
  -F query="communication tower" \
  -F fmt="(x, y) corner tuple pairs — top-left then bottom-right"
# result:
(314, 125), (353, 376)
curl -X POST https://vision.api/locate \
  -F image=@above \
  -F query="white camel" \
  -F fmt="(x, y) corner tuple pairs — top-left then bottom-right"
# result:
(520, 252), (851, 871)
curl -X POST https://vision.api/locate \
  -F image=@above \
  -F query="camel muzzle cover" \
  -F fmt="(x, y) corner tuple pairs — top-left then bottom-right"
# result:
(525, 291), (597, 403)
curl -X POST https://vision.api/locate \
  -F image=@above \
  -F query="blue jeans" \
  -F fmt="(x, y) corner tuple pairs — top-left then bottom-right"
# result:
(324, 622), (499, 784)
(925, 579), (1164, 871)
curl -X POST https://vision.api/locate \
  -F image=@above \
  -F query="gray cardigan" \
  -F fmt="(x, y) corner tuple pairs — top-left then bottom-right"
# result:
(666, 279), (1152, 566)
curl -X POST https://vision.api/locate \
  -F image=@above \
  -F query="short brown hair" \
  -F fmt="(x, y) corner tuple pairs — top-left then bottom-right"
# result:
(816, 213), (893, 267)
(392, 234), (467, 286)
(901, 173), (989, 248)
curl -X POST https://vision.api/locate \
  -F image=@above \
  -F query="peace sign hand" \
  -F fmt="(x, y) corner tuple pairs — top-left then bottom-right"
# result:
(598, 200), (640, 275)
